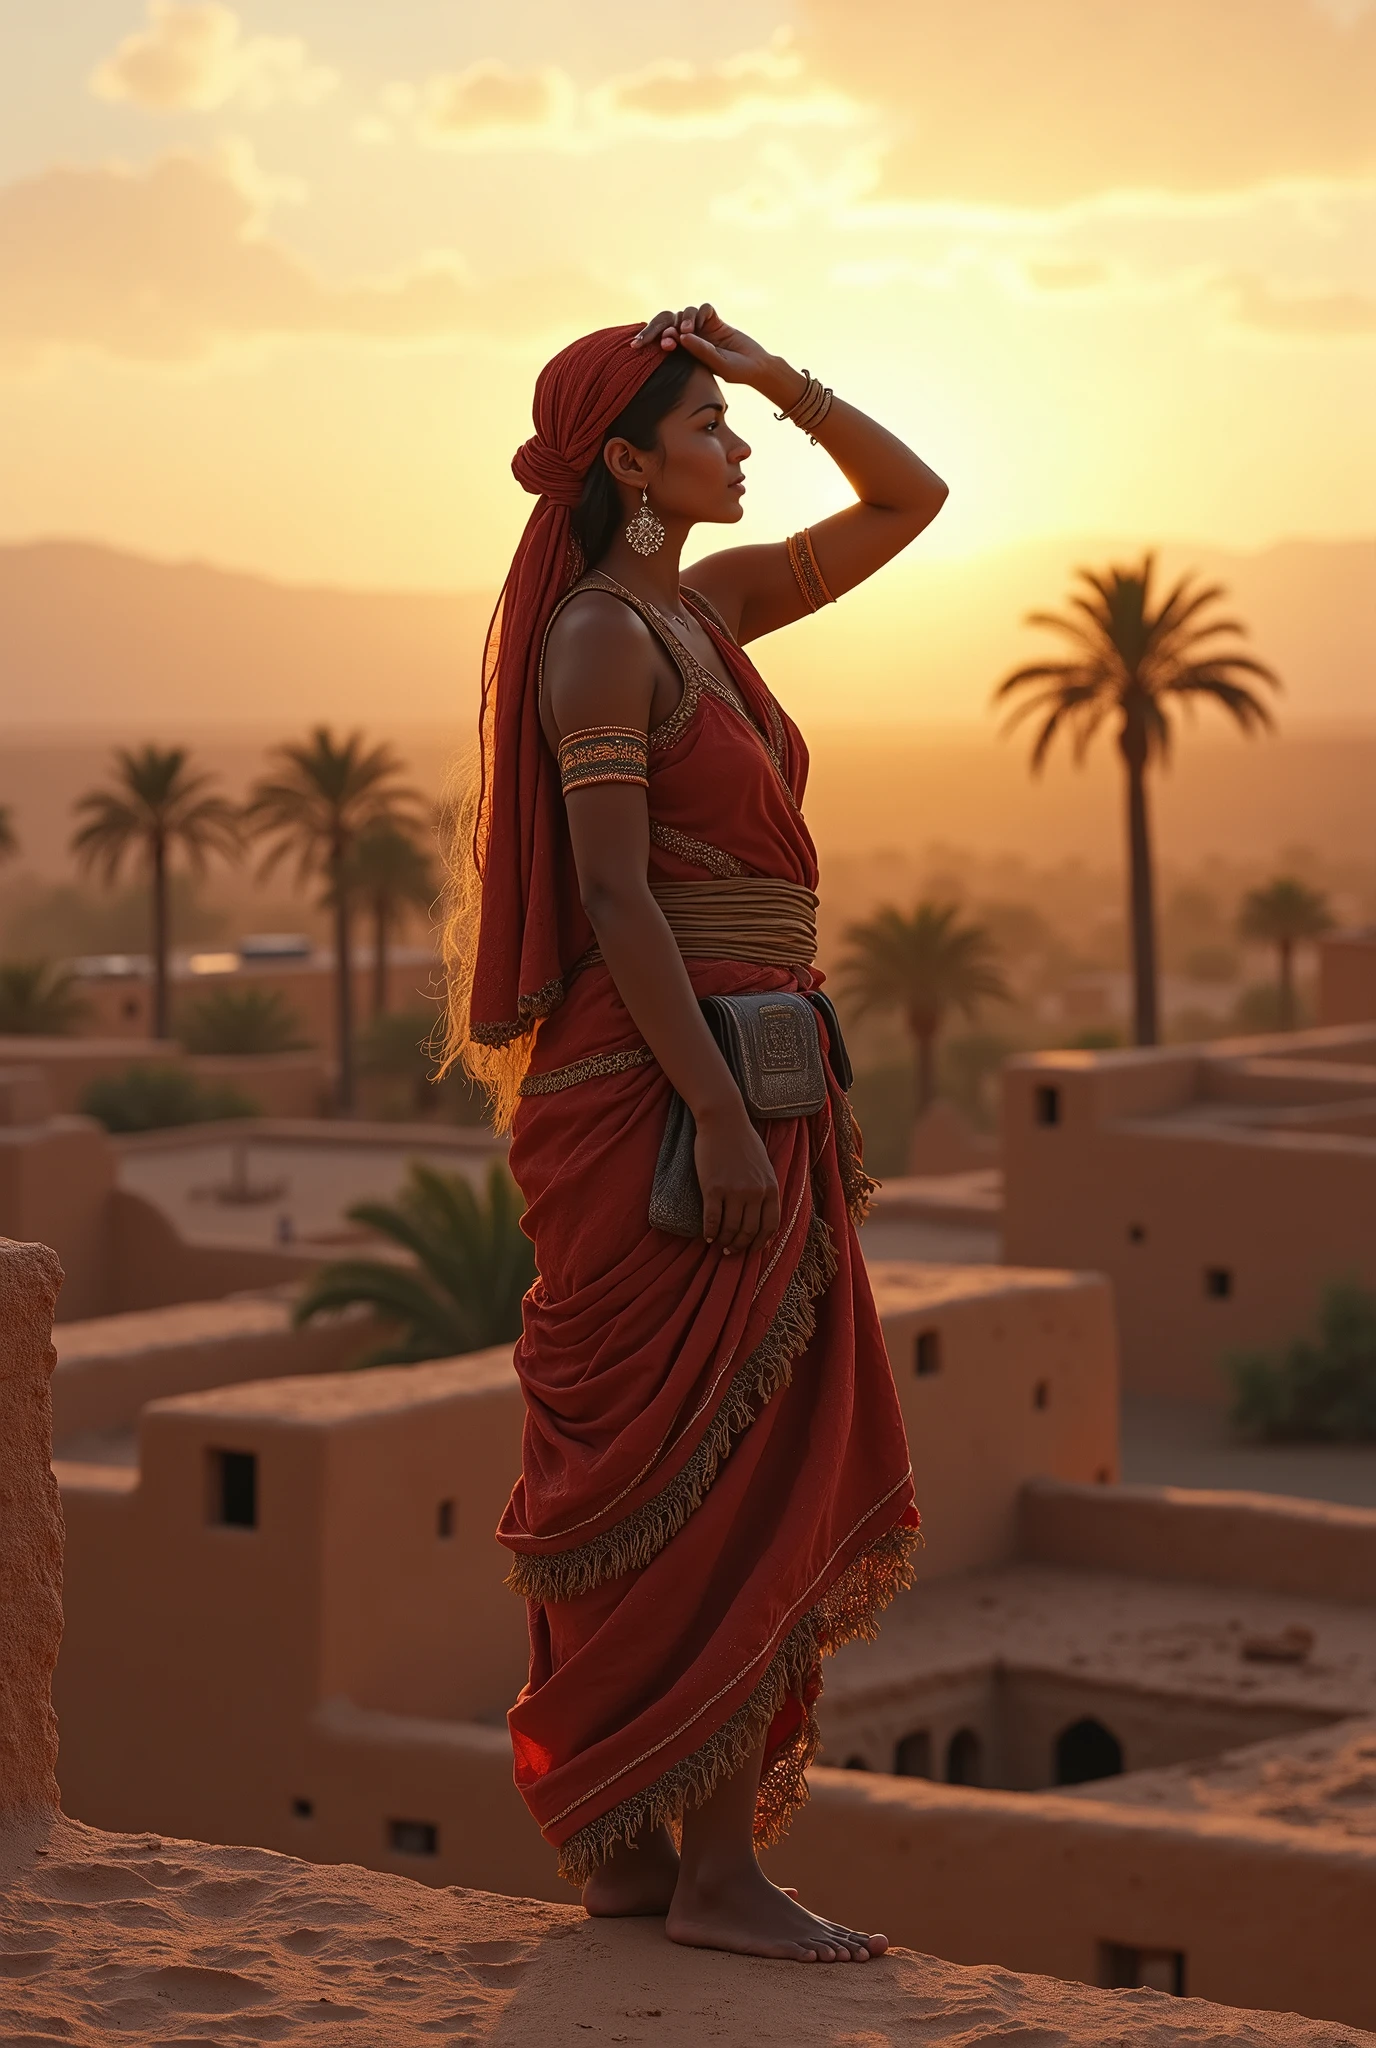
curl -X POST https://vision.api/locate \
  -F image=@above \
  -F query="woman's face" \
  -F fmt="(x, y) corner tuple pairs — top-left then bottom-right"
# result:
(611, 365), (751, 528)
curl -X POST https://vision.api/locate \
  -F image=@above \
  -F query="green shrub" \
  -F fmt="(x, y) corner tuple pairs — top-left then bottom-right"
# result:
(294, 1160), (534, 1365)
(1226, 1281), (1376, 1441)
(0, 959), (91, 1035)
(180, 985), (310, 1054)
(80, 1063), (258, 1133)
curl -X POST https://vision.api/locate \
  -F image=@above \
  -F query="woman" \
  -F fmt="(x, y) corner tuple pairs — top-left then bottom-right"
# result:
(444, 306), (948, 1962)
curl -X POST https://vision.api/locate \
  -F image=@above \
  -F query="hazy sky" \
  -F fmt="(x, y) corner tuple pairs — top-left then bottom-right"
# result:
(3, 1), (1373, 593)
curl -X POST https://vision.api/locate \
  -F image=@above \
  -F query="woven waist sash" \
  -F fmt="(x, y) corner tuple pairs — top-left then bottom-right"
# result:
(585, 877), (819, 969)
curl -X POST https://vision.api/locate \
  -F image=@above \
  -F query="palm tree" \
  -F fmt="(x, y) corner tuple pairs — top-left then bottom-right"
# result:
(71, 746), (241, 1039)
(837, 901), (1010, 1115)
(995, 555), (1280, 1045)
(343, 818), (437, 1019)
(245, 729), (421, 1112)
(1238, 877), (1332, 1030)
(0, 960), (91, 1035)
(293, 1160), (534, 1366)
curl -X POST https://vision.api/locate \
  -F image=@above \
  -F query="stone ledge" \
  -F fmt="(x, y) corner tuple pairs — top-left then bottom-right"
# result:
(1, 1813), (1370, 2047)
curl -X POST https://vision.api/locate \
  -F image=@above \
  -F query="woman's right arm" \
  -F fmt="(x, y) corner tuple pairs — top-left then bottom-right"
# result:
(543, 598), (780, 1256)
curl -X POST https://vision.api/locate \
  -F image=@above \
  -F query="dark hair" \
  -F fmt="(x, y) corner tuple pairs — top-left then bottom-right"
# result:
(569, 348), (699, 570)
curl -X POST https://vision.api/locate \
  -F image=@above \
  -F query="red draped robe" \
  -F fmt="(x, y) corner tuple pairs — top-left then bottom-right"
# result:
(500, 579), (918, 1882)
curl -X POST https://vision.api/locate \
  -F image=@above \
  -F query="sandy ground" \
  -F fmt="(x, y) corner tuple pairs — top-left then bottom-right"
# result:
(1068, 1715), (1376, 1839)
(2, 1814), (1373, 2048)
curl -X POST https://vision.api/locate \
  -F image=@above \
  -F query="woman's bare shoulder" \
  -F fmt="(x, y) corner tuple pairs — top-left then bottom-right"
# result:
(542, 588), (658, 733)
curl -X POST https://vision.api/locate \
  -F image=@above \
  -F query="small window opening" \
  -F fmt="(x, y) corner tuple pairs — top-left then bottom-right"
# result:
(1035, 1084), (1061, 1127)
(1205, 1267), (1233, 1299)
(292, 1797), (314, 1819)
(1033, 1379), (1050, 1410)
(1055, 1717), (1124, 1786)
(211, 1449), (257, 1529)
(945, 1727), (983, 1786)
(1127, 1223), (1146, 1244)
(914, 1329), (941, 1377)
(894, 1730), (932, 1778)
(436, 1499), (455, 1538)
(841, 1755), (870, 1771)
(388, 1818), (438, 1857)
(1100, 1944), (1186, 1997)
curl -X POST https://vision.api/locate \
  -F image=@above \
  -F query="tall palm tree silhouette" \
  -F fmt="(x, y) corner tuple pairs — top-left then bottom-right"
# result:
(995, 554), (1280, 1046)
(343, 817), (437, 1019)
(246, 728), (420, 1111)
(71, 746), (240, 1038)
(1238, 877), (1333, 1030)
(838, 901), (1009, 1120)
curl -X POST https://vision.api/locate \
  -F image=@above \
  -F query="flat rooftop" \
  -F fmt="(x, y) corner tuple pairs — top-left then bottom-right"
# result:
(827, 1563), (1376, 1723)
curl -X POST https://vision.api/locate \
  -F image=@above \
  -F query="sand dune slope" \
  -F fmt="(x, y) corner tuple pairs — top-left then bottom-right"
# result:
(2, 1814), (1371, 2048)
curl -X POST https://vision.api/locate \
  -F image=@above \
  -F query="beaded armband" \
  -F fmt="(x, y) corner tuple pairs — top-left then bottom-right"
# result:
(786, 529), (836, 613)
(557, 724), (649, 795)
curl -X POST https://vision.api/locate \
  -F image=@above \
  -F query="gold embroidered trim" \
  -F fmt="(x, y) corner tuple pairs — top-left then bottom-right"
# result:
(649, 821), (749, 879)
(786, 529), (836, 613)
(552, 1512), (921, 1885)
(507, 1190), (838, 1604)
(558, 724), (649, 795)
(519, 1045), (657, 1096)
(469, 975), (566, 1049)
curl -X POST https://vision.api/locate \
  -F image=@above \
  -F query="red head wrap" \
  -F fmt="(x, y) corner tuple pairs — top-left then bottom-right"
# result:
(468, 323), (662, 1049)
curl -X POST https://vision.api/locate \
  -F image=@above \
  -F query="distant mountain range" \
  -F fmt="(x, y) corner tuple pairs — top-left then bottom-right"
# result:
(2, 532), (1372, 733)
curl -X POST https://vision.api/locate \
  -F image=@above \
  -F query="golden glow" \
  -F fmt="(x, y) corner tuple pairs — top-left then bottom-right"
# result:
(0, 0), (1371, 716)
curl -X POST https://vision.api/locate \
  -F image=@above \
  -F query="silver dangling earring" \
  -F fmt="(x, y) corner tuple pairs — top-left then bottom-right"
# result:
(625, 488), (665, 558)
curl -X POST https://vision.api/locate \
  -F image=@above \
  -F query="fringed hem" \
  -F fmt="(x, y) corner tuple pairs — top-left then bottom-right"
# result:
(553, 1518), (922, 1887)
(833, 1097), (879, 1227)
(506, 1201), (839, 1604)
(469, 974), (567, 1049)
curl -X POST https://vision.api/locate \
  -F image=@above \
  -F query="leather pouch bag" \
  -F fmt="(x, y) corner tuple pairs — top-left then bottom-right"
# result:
(649, 991), (841, 1238)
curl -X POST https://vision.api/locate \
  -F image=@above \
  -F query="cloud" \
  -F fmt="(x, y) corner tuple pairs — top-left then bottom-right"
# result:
(1023, 257), (1108, 292)
(384, 62), (576, 150)
(376, 35), (859, 152)
(1218, 270), (1376, 335)
(91, 1), (337, 113)
(590, 38), (858, 138)
(0, 152), (610, 365)
(799, 0), (1376, 206)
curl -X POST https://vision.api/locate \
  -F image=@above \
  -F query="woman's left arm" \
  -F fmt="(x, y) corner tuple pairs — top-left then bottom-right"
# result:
(638, 304), (949, 644)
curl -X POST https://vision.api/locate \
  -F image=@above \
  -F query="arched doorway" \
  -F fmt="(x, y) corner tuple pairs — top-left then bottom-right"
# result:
(1055, 1717), (1124, 1785)
(893, 1730), (932, 1778)
(945, 1727), (983, 1785)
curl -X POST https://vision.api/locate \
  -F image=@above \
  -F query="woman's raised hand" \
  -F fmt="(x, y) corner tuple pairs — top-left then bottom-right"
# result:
(632, 305), (785, 395)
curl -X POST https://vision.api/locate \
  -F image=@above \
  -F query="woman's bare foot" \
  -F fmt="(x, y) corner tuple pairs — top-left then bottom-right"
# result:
(582, 1824), (681, 1917)
(667, 1858), (887, 1962)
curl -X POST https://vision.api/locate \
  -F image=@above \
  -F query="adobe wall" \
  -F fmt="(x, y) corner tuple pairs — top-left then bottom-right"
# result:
(52, 1296), (370, 1443)
(0, 1121), (116, 1321)
(0, 1035), (182, 1111)
(762, 1768), (1376, 2032)
(107, 1186), (321, 1313)
(1002, 1054), (1376, 1403)
(1319, 930), (1376, 1027)
(76, 953), (438, 1047)
(0, 1237), (64, 1817)
(1022, 1477), (1376, 1606)
(872, 1264), (1118, 1577)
